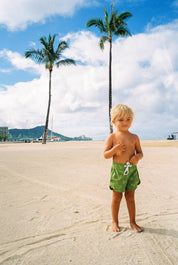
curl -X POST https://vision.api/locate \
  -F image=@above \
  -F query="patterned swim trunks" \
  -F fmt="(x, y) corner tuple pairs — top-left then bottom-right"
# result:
(109, 161), (140, 193)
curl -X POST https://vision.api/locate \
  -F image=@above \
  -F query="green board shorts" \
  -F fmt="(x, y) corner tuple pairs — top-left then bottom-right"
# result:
(109, 161), (140, 193)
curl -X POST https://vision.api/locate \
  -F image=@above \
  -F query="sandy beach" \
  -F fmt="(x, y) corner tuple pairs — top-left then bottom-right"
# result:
(0, 140), (178, 265)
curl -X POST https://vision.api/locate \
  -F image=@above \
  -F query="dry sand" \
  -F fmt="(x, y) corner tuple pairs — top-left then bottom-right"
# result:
(0, 140), (177, 265)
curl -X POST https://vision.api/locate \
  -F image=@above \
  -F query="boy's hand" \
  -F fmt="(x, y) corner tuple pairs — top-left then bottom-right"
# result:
(114, 143), (126, 155)
(130, 154), (139, 165)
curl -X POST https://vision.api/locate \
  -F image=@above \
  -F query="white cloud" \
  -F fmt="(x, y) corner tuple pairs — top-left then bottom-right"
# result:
(0, 20), (178, 140)
(62, 31), (108, 66)
(0, 49), (41, 73)
(0, 0), (87, 31)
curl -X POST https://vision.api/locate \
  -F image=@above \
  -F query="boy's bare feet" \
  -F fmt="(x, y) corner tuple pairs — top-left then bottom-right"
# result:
(130, 222), (143, 232)
(112, 222), (120, 232)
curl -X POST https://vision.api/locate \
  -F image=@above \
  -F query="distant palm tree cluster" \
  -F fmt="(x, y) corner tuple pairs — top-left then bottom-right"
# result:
(25, 3), (132, 144)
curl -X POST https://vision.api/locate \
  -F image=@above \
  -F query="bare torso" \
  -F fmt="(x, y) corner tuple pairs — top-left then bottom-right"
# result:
(112, 131), (136, 163)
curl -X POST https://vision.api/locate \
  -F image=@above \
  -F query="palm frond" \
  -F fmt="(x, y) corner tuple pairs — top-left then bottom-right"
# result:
(40, 36), (49, 50)
(86, 18), (107, 33)
(50, 34), (58, 45)
(108, 4), (118, 32)
(114, 25), (132, 37)
(111, 3), (114, 13)
(99, 36), (108, 50)
(56, 59), (76, 67)
(25, 49), (44, 63)
(49, 34), (58, 53)
(103, 8), (109, 29)
(109, 10), (118, 32)
(110, 2), (118, 26)
(56, 41), (68, 55)
(110, 9), (118, 22)
(118, 11), (133, 21)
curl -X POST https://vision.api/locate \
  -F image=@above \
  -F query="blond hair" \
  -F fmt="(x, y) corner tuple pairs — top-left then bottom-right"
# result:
(111, 104), (134, 123)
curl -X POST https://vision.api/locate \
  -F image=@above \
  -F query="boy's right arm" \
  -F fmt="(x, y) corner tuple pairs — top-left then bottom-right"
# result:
(104, 134), (125, 159)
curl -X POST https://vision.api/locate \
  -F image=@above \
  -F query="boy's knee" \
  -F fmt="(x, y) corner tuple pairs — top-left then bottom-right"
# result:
(125, 191), (134, 202)
(113, 191), (123, 201)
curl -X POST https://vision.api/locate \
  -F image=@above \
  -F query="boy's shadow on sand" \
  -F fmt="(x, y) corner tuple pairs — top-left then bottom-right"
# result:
(143, 227), (178, 238)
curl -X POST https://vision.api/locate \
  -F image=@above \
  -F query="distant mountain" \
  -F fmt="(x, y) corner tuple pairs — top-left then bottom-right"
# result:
(8, 126), (92, 142)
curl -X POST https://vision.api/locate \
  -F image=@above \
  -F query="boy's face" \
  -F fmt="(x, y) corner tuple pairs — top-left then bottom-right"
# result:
(113, 114), (132, 132)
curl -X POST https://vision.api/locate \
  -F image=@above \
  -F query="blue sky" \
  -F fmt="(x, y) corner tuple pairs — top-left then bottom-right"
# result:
(0, 0), (178, 140)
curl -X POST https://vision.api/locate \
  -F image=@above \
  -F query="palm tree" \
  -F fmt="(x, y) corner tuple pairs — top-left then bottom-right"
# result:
(25, 34), (76, 144)
(86, 3), (132, 133)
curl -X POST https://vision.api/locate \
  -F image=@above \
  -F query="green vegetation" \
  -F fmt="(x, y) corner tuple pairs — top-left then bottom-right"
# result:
(8, 126), (72, 141)
(0, 127), (8, 141)
(8, 126), (92, 142)
(25, 34), (76, 144)
(86, 3), (132, 133)
(0, 134), (8, 141)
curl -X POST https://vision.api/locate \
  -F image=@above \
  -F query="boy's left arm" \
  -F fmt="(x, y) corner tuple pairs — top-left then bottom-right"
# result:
(130, 135), (143, 165)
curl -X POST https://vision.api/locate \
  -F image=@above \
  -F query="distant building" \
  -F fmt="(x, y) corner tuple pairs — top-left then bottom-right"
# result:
(0, 127), (8, 141)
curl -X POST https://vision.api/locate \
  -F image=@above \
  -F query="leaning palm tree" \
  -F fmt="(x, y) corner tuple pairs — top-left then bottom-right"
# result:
(25, 34), (76, 144)
(86, 3), (132, 133)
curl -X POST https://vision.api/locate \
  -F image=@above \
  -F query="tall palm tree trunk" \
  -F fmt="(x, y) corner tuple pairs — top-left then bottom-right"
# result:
(109, 39), (113, 133)
(42, 69), (52, 144)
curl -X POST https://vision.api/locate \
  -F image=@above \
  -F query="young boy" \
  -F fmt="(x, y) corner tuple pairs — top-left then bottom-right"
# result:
(104, 104), (143, 232)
